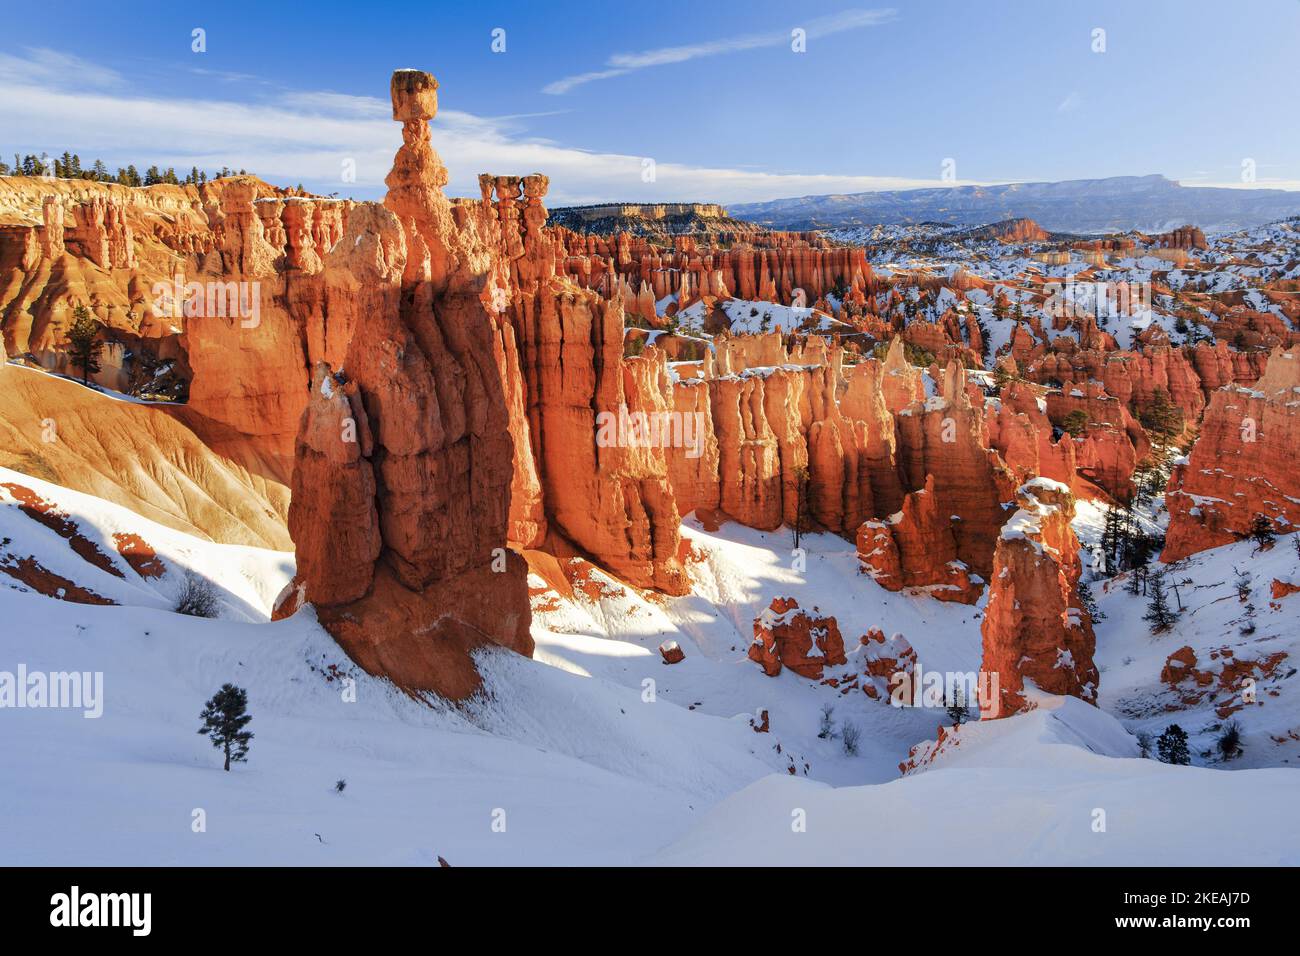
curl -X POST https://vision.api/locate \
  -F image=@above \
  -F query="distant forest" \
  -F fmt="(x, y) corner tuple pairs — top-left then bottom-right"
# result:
(0, 151), (252, 187)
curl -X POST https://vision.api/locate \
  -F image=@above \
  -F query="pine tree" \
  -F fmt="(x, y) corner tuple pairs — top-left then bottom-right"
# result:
(990, 362), (1012, 394)
(1125, 563), (1146, 597)
(946, 685), (970, 726)
(1138, 387), (1183, 447)
(1134, 461), (1167, 505)
(197, 683), (254, 771)
(1249, 513), (1275, 549)
(973, 308), (991, 362)
(792, 463), (810, 550)
(1126, 517), (1152, 581)
(1156, 724), (1190, 765)
(1078, 579), (1104, 621)
(1143, 571), (1177, 633)
(66, 305), (102, 386)
(1062, 409), (1090, 437)
(1135, 730), (1153, 759)
(1101, 505), (1124, 575)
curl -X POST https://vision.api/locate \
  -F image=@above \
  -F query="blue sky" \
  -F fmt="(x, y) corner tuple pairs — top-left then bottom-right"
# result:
(2, 0), (1297, 204)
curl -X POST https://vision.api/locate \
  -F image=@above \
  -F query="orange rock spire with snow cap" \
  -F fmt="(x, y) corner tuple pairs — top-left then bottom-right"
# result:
(979, 477), (1098, 718)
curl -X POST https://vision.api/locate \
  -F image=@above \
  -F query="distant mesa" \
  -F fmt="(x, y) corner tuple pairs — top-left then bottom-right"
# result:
(548, 201), (761, 239)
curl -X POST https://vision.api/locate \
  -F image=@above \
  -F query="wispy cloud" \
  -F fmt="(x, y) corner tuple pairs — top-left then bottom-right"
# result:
(1056, 91), (1083, 113)
(0, 46), (968, 205)
(189, 66), (269, 85)
(278, 90), (390, 117)
(543, 8), (896, 94)
(0, 46), (123, 89)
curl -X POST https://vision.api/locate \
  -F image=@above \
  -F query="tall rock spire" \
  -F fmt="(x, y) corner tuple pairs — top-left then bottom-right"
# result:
(284, 69), (533, 700)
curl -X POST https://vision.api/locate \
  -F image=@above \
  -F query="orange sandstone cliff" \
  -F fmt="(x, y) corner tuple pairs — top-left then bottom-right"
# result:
(1163, 345), (1300, 560)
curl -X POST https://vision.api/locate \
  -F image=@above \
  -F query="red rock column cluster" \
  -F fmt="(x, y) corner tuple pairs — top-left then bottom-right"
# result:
(501, 175), (690, 594)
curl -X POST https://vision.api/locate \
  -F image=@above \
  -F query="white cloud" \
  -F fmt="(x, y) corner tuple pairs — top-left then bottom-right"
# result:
(544, 8), (897, 95)
(0, 47), (123, 89)
(0, 48), (959, 205)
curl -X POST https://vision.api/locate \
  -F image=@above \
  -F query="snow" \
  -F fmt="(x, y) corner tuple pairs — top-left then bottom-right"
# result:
(5, 361), (179, 406)
(674, 298), (849, 336)
(652, 694), (1300, 866)
(2, 472), (1299, 865)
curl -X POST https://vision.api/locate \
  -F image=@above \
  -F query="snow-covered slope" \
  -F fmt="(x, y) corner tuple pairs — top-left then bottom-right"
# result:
(651, 694), (1300, 866)
(1092, 536), (1300, 769)
(0, 466), (292, 620)
(2, 473), (1298, 865)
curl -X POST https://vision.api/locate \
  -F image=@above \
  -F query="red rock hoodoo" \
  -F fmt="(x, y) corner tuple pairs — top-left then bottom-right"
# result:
(284, 70), (532, 700)
(749, 597), (847, 679)
(979, 478), (1097, 718)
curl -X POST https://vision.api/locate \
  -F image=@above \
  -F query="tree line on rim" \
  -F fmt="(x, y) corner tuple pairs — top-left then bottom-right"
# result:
(1, 151), (260, 188)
